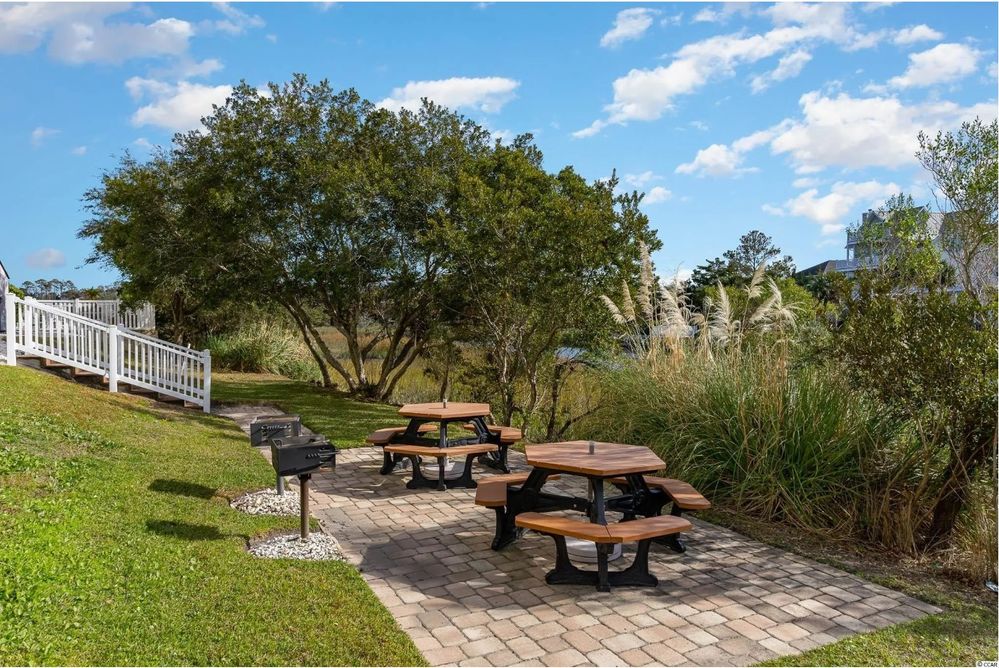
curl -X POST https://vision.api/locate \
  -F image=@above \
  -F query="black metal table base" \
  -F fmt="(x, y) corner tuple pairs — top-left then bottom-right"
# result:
(403, 453), (481, 491)
(543, 534), (658, 592)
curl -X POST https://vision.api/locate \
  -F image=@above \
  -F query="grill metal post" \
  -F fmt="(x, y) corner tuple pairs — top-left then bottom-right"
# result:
(276, 473), (285, 495)
(299, 473), (311, 539)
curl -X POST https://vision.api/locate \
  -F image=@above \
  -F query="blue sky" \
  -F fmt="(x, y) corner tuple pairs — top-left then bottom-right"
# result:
(1, 1), (996, 286)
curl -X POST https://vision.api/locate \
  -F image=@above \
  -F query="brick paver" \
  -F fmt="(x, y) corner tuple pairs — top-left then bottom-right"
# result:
(220, 406), (940, 667)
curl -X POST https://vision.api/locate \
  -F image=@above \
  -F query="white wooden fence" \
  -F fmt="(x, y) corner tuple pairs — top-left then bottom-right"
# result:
(35, 299), (156, 330)
(4, 295), (210, 411)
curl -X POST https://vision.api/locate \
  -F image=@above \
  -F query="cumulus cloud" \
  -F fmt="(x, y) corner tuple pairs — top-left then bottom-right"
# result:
(600, 8), (658, 48)
(675, 126), (784, 176)
(127, 77), (233, 131)
(761, 203), (785, 216)
(888, 43), (981, 88)
(378, 77), (519, 114)
(0, 4), (195, 64)
(575, 3), (881, 137)
(677, 90), (994, 180)
(784, 180), (900, 234)
(792, 177), (820, 188)
(26, 247), (66, 269)
(892, 24), (943, 45)
(203, 3), (265, 35)
(71, 145), (87, 156)
(622, 170), (664, 187)
(769, 91), (995, 172)
(990, 62), (998, 79)
(642, 186), (673, 204)
(30, 126), (59, 147)
(691, 4), (753, 24)
(750, 49), (812, 93)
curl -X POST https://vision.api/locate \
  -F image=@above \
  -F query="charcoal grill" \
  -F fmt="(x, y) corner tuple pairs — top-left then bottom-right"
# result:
(250, 415), (302, 446)
(270, 435), (337, 538)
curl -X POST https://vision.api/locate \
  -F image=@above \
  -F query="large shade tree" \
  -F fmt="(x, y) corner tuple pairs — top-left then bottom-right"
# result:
(81, 75), (655, 403)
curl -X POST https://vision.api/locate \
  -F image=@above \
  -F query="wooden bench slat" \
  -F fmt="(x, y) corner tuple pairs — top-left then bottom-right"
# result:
(365, 424), (435, 444)
(606, 516), (691, 541)
(609, 475), (711, 511)
(515, 513), (617, 543)
(475, 481), (509, 507)
(462, 423), (523, 443)
(384, 443), (497, 457)
(474, 473), (562, 507)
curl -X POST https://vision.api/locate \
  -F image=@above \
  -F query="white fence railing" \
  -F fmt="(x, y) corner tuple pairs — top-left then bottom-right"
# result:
(4, 295), (209, 412)
(35, 299), (156, 330)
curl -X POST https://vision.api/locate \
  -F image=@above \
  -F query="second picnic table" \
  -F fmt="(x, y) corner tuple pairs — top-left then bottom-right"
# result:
(367, 402), (522, 490)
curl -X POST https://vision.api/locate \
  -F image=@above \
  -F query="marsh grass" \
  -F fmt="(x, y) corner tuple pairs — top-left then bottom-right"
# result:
(206, 323), (321, 382)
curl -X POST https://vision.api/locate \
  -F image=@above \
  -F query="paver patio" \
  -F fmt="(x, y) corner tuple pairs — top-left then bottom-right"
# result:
(220, 406), (940, 667)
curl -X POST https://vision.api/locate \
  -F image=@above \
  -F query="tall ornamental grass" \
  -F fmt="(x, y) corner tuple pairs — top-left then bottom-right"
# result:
(206, 323), (321, 382)
(583, 348), (888, 532)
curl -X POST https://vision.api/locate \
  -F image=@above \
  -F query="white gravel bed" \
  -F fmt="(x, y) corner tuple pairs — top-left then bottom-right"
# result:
(248, 533), (345, 561)
(230, 488), (300, 516)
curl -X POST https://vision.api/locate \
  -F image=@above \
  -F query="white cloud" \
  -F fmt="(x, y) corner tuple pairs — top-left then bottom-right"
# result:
(692, 4), (752, 24)
(622, 171), (663, 187)
(888, 43), (981, 88)
(600, 8), (658, 48)
(0, 4), (196, 64)
(792, 177), (820, 188)
(990, 62), (998, 79)
(660, 13), (683, 27)
(675, 125), (784, 176)
(893, 24), (943, 46)
(171, 57), (224, 78)
(204, 3), (264, 35)
(133, 137), (155, 150)
(26, 247), (66, 269)
(769, 91), (995, 172)
(378, 77), (519, 114)
(127, 77), (233, 131)
(761, 203), (785, 216)
(784, 180), (900, 234)
(71, 145), (87, 156)
(689, 120), (709, 131)
(642, 186), (673, 204)
(750, 49), (812, 93)
(575, 3), (881, 137)
(30, 126), (59, 147)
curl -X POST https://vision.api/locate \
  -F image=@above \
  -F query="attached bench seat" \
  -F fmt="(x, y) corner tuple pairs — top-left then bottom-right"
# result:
(515, 512), (691, 591)
(383, 443), (497, 491)
(474, 472), (560, 508)
(608, 476), (711, 511)
(365, 424), (435, 445)
(462, 423), (523, 443)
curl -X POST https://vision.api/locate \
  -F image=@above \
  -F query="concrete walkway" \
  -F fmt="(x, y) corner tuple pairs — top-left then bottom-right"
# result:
(219, 406), (939, 667)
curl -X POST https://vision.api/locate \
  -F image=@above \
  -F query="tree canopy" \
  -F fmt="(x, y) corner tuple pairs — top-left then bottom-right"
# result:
(80, 74), (655, 405)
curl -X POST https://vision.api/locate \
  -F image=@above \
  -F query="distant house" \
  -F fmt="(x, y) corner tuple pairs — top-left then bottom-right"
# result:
(0, 259), (9, 333)
(796, 208), (997, 294)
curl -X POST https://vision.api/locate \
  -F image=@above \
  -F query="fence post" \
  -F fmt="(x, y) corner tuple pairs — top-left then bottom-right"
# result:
(108, 325), (119, 393)
(23, 297), (33, 355)
(202, 349), (212, 413)
(5, 294), (15, 366)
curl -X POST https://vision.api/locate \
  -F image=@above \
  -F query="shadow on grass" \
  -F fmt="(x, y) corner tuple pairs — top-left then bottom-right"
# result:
(146, 519), (224, 541)
(148, 478), (217, 499)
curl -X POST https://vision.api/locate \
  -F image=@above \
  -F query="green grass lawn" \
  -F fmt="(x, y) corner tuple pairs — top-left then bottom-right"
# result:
(0, 366), (424, 666)
(217, 372), (998, 668)
(213, 373), (405, 449)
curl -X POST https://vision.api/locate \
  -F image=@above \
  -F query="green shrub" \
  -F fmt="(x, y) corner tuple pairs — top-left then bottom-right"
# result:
(205, 324), (321, 382)
(580, 347), (892, 533)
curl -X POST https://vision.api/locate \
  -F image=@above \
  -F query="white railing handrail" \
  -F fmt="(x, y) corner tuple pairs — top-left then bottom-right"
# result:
(35, 298), (155, 330)
(119, 326), (196, 353)
(4, 294), (209, 412)
(20, 296), (116, 329)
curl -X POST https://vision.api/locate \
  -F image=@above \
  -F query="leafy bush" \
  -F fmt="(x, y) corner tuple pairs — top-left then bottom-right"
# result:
(205, 324), (321, 382)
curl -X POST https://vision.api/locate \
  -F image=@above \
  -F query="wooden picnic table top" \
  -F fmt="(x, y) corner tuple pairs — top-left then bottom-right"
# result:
(398, 402), (492, 420)
(525, 441), (665, 477)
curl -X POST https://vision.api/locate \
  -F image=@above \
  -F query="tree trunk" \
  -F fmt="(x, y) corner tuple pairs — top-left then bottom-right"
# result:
(282, 303), (333, 387)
